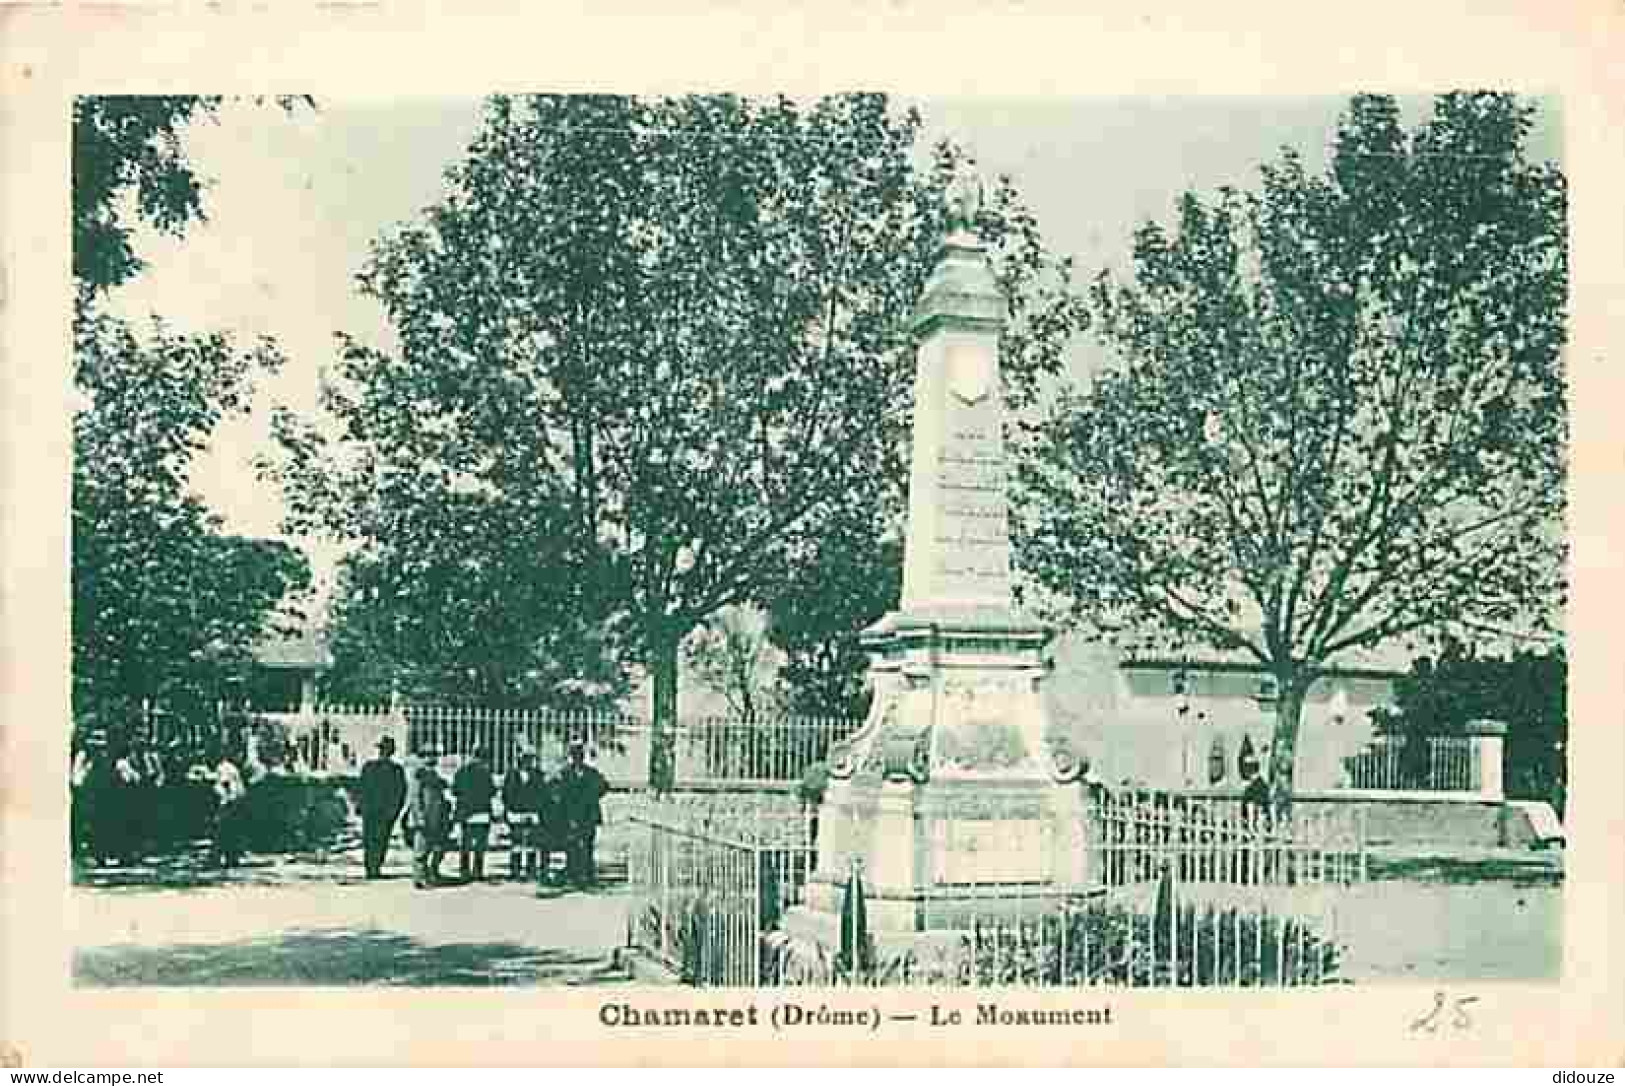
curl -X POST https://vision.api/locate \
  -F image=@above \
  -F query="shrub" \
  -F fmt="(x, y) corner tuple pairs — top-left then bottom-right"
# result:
(237, 775), (353, 852)
(762, 894), (1342, 988)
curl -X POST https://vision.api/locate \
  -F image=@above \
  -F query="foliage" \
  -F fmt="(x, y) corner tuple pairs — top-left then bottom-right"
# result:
(73, 95), (311, 294)
(767, 528), (902, 719)
(73, 305), (311, 732)
(1371, 639), (1566, 812)
(72, 97), (313, 734)
(318, 530), (628, 710)
(266, 93), (1086, 788)
(683, 606), (786, 721)
(248, 717), (297, 769)
(797, 760), (830, 806)
(1020, 93), (1567, 806)
(763, 893), (1341, 987)
(73, 96), (221, 293)
(238, 775), (353, 852)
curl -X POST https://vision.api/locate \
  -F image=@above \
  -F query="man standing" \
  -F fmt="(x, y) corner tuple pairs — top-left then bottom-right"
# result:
(71, 731), (109, 862)
(133, 734), (167, 853)
(536, 759), (565, 886)
(558, 741), (610, 889)
(501, 749), (546, 882)
(211, 747), (247, 869)
(107, 738), (144, 865)
(452, 746), (496, 883)
(409, 764), (451, 889)
(358, 736), (407, 879)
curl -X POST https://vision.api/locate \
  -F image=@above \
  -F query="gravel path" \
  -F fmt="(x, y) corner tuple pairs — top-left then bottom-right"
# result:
(72, 837), (637, 987)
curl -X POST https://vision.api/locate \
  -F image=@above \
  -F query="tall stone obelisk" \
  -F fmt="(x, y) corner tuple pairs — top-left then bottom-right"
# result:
(783, 169), (1086, 950)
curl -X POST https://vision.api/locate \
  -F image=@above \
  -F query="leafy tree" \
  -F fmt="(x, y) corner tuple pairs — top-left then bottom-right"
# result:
(1370, 640), (1566, 813)
(268, 93), (1086, 789)
(683, 606), (785, 722)
(73, 96), (221, 293)
(73, 307), (311, 730)
(766, 524), (902, 720)
(318, 518), (627, 709)
(1020, 93), (1567, 809)
(73, 96), (311, 294)
(72, 97), (313, 734)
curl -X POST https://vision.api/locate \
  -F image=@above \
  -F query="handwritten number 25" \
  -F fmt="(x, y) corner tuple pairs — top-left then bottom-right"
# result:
(1411, 992), (1478, 1033)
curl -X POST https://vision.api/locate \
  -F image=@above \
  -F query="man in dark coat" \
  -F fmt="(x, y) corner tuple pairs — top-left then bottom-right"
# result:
(107, 738), (145, 865)
(132, 735), (167, 854)
(558, 741), (610, 889)
(358, 736), (408, 879)
(452, 746), (497, 882)
(501, 749), (547, 881)
(409, 764), (451, 889)
(1239, 743), (1271, 823)
(535, 761), (566, 886)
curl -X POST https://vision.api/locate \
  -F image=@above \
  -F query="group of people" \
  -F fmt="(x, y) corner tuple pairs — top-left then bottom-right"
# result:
(70, 730), (249, 868)
(357, 737), (610, 891)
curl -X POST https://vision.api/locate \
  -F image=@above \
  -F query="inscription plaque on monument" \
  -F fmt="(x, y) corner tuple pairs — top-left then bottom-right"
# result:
(902, 338), (1014, 608)
(932, 818), (1051, 884)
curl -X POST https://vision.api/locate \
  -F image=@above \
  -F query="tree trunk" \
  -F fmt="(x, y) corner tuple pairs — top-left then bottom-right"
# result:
(1266, 672), (1311, 820)
(649, 629), (680, 794)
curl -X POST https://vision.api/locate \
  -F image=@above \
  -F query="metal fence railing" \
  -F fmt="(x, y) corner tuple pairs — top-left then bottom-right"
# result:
(1088, 791), (1368, 888)
(626, 791), (1363, 989)
(1342, 734), (1479, 792)
(766, 876), (1347, 989)
(228, 705), (860, 785)
(627, 795), (817, 986)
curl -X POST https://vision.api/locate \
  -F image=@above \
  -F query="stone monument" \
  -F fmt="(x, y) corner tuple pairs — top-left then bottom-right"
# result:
(782, 168), (1087, 956)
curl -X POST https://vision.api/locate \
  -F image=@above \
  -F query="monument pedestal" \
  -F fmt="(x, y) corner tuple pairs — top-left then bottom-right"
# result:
(779, 609), (1092, 961)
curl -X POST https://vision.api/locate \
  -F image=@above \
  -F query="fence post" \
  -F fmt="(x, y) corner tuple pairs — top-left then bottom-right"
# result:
(1464, 719), (1507, 800)
(749, 837), (762, 988)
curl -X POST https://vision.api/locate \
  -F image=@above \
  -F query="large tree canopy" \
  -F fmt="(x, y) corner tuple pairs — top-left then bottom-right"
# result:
(72, 97), (313, 734)
(317, 516), (626, 710)
(1020, 93), (1567, 806)
(73, 305), (310, 729)
(269, 93), (1087, 787)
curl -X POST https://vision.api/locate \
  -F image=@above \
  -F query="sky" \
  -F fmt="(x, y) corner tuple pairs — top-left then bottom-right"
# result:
(108, 93), (1561, 595)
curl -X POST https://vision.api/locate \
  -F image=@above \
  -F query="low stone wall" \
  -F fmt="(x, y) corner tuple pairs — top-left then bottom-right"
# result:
(1292, 792), (1505, 848)
(1175, 785), (1560, 850)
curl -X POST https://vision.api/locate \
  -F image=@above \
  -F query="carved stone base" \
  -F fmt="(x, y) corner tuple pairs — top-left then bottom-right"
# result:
(791, 596), (1089, 953)
(804, 775), (1090, 933)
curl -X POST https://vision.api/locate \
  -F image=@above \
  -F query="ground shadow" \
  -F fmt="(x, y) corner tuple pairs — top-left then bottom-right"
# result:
(72, 838), (371, 893)
(74, 927), (633, 987)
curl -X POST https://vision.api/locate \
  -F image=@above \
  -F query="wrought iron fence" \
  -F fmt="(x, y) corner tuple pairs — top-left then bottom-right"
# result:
(1088, 791), (1368, 887)
(627, 794), (816, 986)
(1342, 734), (1478, 792)
(627, 790), (1362, 989)
(239, 704), (859, 785)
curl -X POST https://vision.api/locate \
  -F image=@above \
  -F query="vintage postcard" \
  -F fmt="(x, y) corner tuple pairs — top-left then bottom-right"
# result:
(1, 0), (1621, 1069)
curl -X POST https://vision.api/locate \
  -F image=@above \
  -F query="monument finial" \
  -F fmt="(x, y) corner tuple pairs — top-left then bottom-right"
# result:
(945, 161), (985, 237)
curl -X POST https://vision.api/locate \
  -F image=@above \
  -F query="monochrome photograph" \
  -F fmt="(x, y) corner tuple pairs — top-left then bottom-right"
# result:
(60, 88), (1571, 998)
